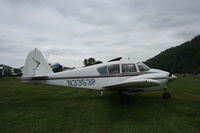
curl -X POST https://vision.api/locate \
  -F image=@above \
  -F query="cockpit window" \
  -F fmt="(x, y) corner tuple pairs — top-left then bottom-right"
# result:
(137, 62), (150, 71)
(97, 66), (109, 75)
(108, 64), (120, 74)
(122, 64), (137, 73)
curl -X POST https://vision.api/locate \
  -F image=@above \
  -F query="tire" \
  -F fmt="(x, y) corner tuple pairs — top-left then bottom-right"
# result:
(120, 95), (130, 104)
(162, 92), (171, 99)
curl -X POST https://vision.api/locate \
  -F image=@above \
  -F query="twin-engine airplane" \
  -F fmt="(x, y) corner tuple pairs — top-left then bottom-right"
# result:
(22, 49), (177, 102)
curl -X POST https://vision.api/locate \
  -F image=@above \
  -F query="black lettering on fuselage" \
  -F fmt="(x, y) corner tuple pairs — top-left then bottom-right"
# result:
(72, 80), (77, 86)
(67, 80), (73, 86)
(77, 80), (82, 86)
(66, 79), (96, 87)
(86, 79), (91, 85)
(91, 79), (95, 85)
(81, 79), (87, 86)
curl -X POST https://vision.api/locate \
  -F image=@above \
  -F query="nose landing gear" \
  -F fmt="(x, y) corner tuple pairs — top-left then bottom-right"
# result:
(162, 87), (171, 99)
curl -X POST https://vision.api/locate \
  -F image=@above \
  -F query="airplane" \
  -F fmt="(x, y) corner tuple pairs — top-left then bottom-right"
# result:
(21, 48), (177, 103)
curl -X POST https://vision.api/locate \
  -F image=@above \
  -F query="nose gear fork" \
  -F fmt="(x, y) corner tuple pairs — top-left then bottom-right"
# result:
(162, 86), (171, 99)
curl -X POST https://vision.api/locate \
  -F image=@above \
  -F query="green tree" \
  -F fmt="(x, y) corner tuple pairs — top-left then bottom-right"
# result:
(83, 58), (102, 67)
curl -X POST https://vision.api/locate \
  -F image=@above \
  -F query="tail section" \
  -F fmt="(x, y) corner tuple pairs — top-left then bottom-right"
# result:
(23, 48), (53, 77)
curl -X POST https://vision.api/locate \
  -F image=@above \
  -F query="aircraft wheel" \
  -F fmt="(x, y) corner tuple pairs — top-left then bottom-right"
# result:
(120, 95), (130, 104)
(162, 92), (171, 99)
(118, 90), (130, 104)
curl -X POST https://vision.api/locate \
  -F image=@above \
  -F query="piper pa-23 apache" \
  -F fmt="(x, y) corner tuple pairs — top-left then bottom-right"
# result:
(22, 49), (177, 103)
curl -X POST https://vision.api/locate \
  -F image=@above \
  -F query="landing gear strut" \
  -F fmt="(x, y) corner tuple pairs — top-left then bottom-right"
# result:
(118, 91), (130, 104)
(162, 87), (171, 99)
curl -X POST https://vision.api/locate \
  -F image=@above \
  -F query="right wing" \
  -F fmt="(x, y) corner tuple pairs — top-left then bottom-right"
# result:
(104, 79), (160, 90)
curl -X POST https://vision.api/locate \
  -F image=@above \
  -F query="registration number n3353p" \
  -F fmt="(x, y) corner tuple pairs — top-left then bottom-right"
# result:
(66, 79), (96, 87)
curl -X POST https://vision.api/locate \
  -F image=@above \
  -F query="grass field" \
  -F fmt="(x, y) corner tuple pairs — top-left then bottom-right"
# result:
(0, 76), (200, 133)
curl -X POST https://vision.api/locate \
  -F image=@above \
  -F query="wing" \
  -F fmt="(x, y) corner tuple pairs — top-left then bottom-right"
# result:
(104, 79), (160, 90)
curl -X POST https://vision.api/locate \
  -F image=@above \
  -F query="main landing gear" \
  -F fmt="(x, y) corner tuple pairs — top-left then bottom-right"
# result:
(162, 87), (171, 99)
(118, 91), (130, 104)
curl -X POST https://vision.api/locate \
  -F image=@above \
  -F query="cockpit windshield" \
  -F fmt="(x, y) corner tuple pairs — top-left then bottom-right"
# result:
(137, 62), (150, 71)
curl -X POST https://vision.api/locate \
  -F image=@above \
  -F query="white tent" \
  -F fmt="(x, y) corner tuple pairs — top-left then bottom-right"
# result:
(0, 67), (4, 76)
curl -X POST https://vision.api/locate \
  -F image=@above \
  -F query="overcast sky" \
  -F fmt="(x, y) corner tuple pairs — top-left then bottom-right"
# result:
(0, 0), (199, 68)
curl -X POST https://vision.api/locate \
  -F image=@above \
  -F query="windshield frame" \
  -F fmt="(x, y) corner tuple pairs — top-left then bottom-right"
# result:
(137, 62), (150, 72)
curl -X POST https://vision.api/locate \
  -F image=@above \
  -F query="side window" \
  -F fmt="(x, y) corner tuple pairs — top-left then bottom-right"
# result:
(108, 64), (120, 74)
(97, 66), (109, 75)
(122, 64), (137, 73)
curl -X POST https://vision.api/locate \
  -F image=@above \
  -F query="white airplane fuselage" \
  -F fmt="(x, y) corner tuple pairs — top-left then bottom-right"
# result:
(23, 61), (175, 92)
(22, 49), (177, 97)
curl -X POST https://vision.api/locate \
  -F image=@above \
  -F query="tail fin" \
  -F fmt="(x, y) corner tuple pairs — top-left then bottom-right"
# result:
(23, 48), (53, 77)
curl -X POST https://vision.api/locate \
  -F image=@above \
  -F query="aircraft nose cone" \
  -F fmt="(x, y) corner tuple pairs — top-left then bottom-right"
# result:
(168, 74), (177, 81)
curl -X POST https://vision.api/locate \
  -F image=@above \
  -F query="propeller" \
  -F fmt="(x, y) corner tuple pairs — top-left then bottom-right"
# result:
(168, 68), (177, 81)
(169, 71), (173, 77)
(168, 66), (174, 77)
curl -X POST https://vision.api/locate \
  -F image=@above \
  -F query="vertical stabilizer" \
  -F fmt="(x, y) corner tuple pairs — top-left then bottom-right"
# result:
(23, 48), (53, 77)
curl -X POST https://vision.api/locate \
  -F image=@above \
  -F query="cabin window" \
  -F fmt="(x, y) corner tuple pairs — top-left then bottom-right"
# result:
(122, 64), (137, 73)
(137, 62), (150, 71)
(97, 66), (109, 75)
(108, 64), (120, 74)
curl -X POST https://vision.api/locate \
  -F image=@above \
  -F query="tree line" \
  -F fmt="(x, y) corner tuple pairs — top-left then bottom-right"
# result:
(145, 35), (200, 74)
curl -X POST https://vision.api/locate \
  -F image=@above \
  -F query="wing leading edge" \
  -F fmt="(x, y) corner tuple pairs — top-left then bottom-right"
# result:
(104, 79), (160, 90)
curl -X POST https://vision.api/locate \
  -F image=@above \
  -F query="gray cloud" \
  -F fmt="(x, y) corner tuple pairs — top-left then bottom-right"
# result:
(0, 0), (199, 67)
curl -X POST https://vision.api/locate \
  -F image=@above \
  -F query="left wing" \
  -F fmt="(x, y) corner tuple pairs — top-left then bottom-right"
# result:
(104, 79), (160, 90)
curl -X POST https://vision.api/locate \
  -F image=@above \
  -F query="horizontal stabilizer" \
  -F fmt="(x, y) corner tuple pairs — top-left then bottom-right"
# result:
(104, 79), (160, 89)
(21, 75), (48, 82)
(108, 57), (122, 62)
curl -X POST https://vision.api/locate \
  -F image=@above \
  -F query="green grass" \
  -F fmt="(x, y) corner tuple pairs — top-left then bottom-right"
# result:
(0, 76), (200, 133)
